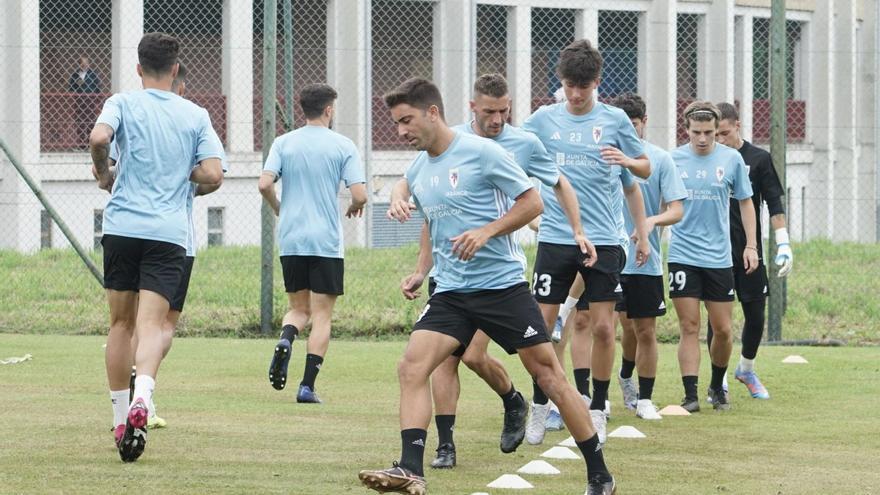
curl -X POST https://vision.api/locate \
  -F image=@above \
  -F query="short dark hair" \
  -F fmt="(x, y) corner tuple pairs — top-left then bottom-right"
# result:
(611, 92), (646, 121)
(557, 39), (603, 86)
(716, 101), (739, 122)
(138, 32), (180, 76)
(299, 83), (338, 119)
(171, 62), (187, 91)
(683, 100), (721, 128)
(473, 73), (509, 98)
(383, 77), (445, 119)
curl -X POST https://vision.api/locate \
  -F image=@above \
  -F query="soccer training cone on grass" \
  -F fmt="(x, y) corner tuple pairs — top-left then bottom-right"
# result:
(659, 405), (692, 416)
(517, 460), (560, 475)
(558, 436), (577, 447)
(782, 355), (808, 364)
(487, 474), (534, 489)
(541, 446), (580, 459)
(607, 425), (646, 438)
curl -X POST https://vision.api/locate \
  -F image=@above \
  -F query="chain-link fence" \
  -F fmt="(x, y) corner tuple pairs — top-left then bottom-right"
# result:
(2, 0), (879, 342)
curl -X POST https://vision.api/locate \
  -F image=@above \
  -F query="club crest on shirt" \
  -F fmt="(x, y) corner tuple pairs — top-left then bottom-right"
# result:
(592, 126), (603, 143)
(715, 166), (725, 182)
(449, 168), (460, 189)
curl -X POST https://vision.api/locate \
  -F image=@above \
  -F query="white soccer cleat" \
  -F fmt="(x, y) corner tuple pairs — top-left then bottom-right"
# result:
(526, 402), (550, 445)
(589, 409), (607, 445)
(635, 399), (662, 420)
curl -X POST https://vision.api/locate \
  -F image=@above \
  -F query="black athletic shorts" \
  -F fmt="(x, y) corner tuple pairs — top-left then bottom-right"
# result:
(667, 263), (735, 302)
(413, 282), (550, 355)
(534, 243), (625, 309)
(169, 256), (195, 312)
(428, 276), (484, 358)
(101, 234), (186, 304)
(615, 274), (667, 318)
(733, 260), (769, 302)
(280, 255), (344, 295)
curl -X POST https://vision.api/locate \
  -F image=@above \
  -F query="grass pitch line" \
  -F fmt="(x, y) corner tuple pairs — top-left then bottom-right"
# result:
(487, 474), (534, 489)
(607, 426), (646, 439)
(782, 355), (809, 364)
(540, 446), (580, 459)
(517, 460), (561, 475)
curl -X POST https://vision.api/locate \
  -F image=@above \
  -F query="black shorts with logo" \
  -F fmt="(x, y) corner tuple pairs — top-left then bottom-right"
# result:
(169, 256), (195, 312)
(534, 243), (625, 309)
(733, 260), (769, 302)
(615, 274), (667, 318)
(667, 263), (735, 302)
(280, 255), (344, 295)
(413, 282), (550, 355)
(102, 234), (186, 304)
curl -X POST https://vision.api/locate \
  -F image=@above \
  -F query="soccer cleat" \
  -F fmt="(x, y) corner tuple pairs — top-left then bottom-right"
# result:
(589, 409), (607, 445)
(525, 402), (550, 445)
(430, 443), (456, 469)
(604, 400), (611, 420)
(500, 391), (527, 453)
(268, 339), (292, 390)
(128, 398), (149, 429)
(116, 419), (147, 463)
(708, 388), (731, 411)
(618, 376), (638, 411)
(635, 399), (662, 420)
(147, 400), (166, 429)
(585, 474), (617, 495)
(296, 384), (322, 404)
(551, 316), (563, 343)
(706, 385), (730, 405)
(734, 365), (770, 399)
(358, 462), (426, 495)
(680, 397), (700, 413)
(544, 408), (565, 431)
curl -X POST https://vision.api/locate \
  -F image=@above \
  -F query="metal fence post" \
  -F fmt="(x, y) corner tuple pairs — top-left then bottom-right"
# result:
(282, 0), (294, 132)
(261, 0), (277, 335)
(767, 0), (787, 341)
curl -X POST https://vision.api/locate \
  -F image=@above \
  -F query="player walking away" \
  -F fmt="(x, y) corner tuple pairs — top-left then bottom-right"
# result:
(260, 83), (367, 404)
(707, 101), (793, 401)
(100, 63), (225, 429)
(524, 39), (651, 446)
(668, 101), (757, 413)
(91, 33), (225, 462)
(359, 78), (616, 495)
(388, 73), (592, 469)
(609, 93), (687, 420)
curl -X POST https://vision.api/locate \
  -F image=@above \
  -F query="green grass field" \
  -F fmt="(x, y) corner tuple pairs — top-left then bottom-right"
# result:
(1, 334), (879, 494)
(2, 239), (880, 343)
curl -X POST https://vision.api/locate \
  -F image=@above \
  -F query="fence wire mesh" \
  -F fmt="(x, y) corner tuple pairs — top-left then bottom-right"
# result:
(1, 0), (878, 342)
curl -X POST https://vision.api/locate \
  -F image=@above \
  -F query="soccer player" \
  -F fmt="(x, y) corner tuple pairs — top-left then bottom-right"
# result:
(359, 78), (616, 495)
(609, 93), (687, 419)
(668, 101), (757, 412)
(708, 101), (793, 400)
(260, 83), (367, 404)
(91, 33), (225, 462)
(101, 63), (225, 429)
(389, 73), (592, 469)
(524, 39), (651, 445)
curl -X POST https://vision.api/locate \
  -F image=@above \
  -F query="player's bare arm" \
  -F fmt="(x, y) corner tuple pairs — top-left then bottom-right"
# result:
(346, 183), (367, 218)
(401, 221), (433, 300)
(451, 187), (543, 261)
(600, 147), (651, 179)
(552, 175), (596, 266)
(624, 183), (651, 266)
(257, 171), (281, 216)
(387, 178), (415, 222)
(189, 157), (223, 186)
(89, 123), (115, 191)
(739, 197), (759, 274)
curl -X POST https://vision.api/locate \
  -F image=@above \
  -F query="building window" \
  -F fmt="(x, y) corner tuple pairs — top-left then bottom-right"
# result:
(93, 209), (103, 249)
(207, 207), (224, 247)
(41, 210), (52, 250)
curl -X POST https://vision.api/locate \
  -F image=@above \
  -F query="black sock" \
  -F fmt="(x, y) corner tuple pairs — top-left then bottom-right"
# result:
(577, 433), (611, 483)
(435, 415), (455, 446)
(300, 353), (323, 389)
(573, 368), (591, 397)
(500, 385), (522, 411)
(682, 375), (698, 401)
(280, 324), (299, 343)
(710, 364), (727, 392)
(619, 358), (636, 379)
(590, 379), (610, 411)
(638, 376), (655, 401)
(400, 428), (427, 477)
(129, 366), (136, 403)
(740, 299), (766, 360)
(532, 378), (549, 405)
